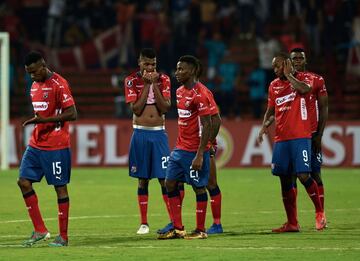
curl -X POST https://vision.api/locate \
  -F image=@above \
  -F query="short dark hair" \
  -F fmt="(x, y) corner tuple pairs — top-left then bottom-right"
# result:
(140, 48), (156, 59)
(290, 48), (305, 53)
(25, 51), (44, 66)
(275, 52), (289, 60)
(178, 55), (202, 77)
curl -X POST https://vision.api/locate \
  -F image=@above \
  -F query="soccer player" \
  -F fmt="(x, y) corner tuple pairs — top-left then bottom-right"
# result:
(124, 48), (172, 234)
(18, 51), (77, 247)
(257, 53), (325, 232)
(158, 55), (212, 240)
(157, 61), (223, 235)
(290, 48), (328, 214)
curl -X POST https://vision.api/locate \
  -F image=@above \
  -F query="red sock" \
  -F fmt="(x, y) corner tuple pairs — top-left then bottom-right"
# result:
(58, 198), (69, 241)
(196, 193), (208, 232)
(318, 185), (325, 210)
(23, 191), (47, 233)
(282, 188), (298, 225)
(209, 186), (222, 224)
(304, 179), (323, 213)
(138, 195), (148, 224)
(168, 194), (182, 229)
(162, 194), (172, 221)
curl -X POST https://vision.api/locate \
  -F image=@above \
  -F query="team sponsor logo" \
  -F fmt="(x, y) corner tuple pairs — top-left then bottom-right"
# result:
(32, 102), (48, 111)
(185, 96), (192, 100)
(275, 92), (296, 106)
(42, 87), (52, 90)
(131, 166), (137, 173)
(300, 98), (308, 120)
(178, 109), (191, 118)
(126, 80), (133, 87)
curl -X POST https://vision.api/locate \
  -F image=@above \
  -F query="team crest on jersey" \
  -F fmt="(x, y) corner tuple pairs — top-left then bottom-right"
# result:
(185, 100), (190, 107)
(43, 92), (48, 99)
(126, 80), (133, 87)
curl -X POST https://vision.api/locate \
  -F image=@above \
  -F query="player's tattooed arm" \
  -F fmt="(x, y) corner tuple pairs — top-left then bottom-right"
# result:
(192, 114), (212, 171)
(283, 59), (311, 94)
(23, 105), (77, 126)
(257, 107), (275, 144)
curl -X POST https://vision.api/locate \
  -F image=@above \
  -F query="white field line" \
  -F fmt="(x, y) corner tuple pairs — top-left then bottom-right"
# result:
(0, 208), (359, 225)
(0, 244), (359, 251)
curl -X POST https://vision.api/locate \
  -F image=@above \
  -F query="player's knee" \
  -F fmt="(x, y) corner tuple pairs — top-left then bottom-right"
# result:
(54, 185), (68, 198)
(193, 186), (206, 195)
(158, 178), (165, 187)
(138, 179), (149, 188)
(311, 172), (322, 184)
(17, 178), (31, 190)
(165, 179), (177, 192)
(297, 173), (311, 184)
(206, 180), (217, 190)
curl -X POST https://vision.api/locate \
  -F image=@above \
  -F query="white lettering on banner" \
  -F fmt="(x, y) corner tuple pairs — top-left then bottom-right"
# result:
(4, 122), (360, 167)
(346, 127), (360, 164)
(322, 126), (345, 166)
(241, 126), (272, 165)
(76, 125), (101, 164)
(104, 125), (128, 164)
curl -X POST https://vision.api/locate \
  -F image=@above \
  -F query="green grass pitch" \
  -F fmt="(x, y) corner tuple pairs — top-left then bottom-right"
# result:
(0, 168), (359, 260)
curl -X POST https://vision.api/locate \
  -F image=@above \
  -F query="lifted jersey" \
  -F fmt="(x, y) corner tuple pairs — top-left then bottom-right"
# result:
(124, 71), (171, 104)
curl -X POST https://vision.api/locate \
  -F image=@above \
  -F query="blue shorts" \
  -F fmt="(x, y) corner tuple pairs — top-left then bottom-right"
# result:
(19, 146), (71, 186)
(311, 149), (322, 174)
(272, 138), (311, 176)
(166, 149), (210, 188)
(128, 128), (170, 179)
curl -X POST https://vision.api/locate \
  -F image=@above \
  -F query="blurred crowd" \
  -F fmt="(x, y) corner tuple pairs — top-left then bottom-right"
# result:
(1, 0), (360, 119)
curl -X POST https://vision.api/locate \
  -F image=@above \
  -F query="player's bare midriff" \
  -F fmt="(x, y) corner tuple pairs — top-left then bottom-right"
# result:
(133, 104), (165, 127)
